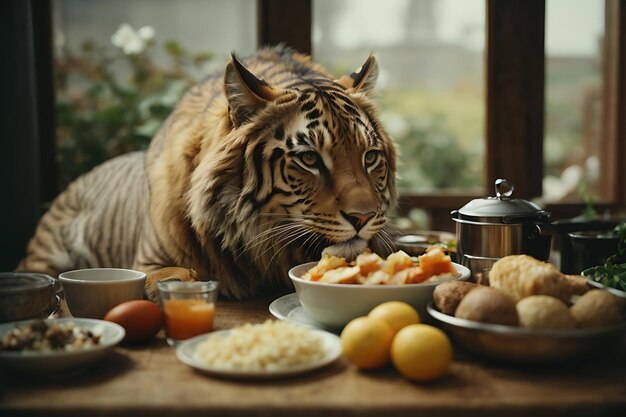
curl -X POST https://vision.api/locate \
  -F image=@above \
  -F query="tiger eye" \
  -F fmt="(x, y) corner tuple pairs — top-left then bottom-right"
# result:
(364, 150), (379, 165)
(300, 151), (319, 167)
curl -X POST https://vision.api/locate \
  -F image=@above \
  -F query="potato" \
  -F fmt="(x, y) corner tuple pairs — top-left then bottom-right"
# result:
(570, 289), (624, 328)
(516, 295), (575, 329)
(455, 287), (519, 326)
(433, 281), (478, 315)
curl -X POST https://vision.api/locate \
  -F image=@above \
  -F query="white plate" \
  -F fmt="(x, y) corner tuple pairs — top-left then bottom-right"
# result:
(0, 318), (125, 378)
(175, 328), (342, 379)
(269, 293), (329, 330)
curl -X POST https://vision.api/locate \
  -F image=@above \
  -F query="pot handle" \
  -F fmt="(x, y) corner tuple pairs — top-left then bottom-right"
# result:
(533, 222), (557, 237)
(523, 223), (541, 240)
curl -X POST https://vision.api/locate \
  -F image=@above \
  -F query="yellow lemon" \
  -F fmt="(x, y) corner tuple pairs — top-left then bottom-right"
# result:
(368, 301), (420, 335)
(391, 324), (452, 382)
(340, 316), (394, 369)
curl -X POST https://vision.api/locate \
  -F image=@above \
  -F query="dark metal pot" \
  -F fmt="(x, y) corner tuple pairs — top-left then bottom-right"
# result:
(0, 272), (59, 323)
(451, 179), (552, 278)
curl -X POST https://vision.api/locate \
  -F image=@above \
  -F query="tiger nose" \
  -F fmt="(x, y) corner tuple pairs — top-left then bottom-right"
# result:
(341, 210), (376, 232)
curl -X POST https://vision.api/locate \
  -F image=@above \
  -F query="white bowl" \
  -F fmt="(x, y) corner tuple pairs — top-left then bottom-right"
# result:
(289, 262), (471, 329)
(0, 318), (125, 377)
(59, 268), (146, 319)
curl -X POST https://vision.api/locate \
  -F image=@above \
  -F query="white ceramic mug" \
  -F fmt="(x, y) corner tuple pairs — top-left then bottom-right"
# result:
(59, 268), (146, 318)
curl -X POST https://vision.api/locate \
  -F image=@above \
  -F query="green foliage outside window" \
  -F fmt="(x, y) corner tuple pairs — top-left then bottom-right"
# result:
(379, 87), (484, 192)
(54, 24), (213, 188)
(55, 24), (484, 195)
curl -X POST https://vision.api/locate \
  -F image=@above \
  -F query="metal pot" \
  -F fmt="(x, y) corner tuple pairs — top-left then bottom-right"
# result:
(451, 179), (552, 279)
(0, 272), (59, 323)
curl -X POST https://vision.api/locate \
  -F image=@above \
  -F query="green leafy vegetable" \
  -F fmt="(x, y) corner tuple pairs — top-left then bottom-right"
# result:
(588, 222), (626, 292)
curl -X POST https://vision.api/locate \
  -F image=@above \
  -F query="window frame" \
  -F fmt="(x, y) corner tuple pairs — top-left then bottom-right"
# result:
(259, 0), (626, 230)
(602, 0), (626, 208)
(10, 0), (625, 238)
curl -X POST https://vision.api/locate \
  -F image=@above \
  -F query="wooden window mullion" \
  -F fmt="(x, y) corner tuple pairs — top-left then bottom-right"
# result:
(257, 0), (311, 55)
(486, 0), (545, 200)
(603, 0), (626, 207)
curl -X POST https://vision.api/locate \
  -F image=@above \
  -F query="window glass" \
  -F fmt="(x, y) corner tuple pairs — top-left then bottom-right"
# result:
(53, 0), (256, 188)
(313, 0), (486, 193)
(543, 0), (605, 205)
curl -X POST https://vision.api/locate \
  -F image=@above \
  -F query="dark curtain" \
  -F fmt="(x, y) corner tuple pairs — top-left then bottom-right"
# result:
(0, 0), (56, 270)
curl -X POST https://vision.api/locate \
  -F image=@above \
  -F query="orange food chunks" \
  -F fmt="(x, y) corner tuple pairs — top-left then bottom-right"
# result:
(355, 252), (384, 275)
(419, 247), (457, 277)
(303, 247), (457, 285)
(382, 251), (414, 275)
(304, 255), (348, 281)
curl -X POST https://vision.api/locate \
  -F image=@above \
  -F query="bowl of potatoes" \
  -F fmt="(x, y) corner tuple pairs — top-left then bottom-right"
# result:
(427, 254), (626, 362)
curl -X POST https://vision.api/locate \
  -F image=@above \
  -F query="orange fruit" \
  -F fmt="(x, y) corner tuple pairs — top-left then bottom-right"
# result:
(391, 324), (452, 382)
(368, 301), (420, 335)
(340, 316), (393, 369)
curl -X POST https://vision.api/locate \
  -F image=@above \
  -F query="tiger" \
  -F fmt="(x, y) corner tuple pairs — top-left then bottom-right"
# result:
(17, 45), (398, 301)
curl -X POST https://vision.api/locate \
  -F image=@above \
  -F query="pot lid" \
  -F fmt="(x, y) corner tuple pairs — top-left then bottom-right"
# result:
(455, 179), (549, 222)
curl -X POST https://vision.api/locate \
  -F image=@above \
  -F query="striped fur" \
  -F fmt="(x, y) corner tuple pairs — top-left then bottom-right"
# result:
(18, 46), (398, 300)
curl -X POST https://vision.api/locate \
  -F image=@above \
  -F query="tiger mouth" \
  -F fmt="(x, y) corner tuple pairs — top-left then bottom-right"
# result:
(321, 238), (368, 261)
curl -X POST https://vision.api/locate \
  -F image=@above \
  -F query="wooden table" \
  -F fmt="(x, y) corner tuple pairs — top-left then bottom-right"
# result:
(1, 299), (625, 417)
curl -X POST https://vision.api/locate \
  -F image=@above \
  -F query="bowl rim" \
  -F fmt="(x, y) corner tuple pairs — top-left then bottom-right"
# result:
(567, 230), (621, 240)
(59, 268), (146, 284)
(0, 318), (125, 358)
(156, 280), (219, 294)
(0, 272), (56, 294)
(582, 267), (626, 299)
(289, 261), (470, 289)
(426, 301), (626, 337)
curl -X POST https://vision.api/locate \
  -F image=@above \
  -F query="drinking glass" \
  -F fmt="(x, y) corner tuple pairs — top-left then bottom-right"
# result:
(157, 280), (219, 346)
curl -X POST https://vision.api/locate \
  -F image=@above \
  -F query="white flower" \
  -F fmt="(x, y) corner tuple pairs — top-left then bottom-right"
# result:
(110, 23), (155, 55)
(137, 26), (155, 41)
(122, 36), (145, 55)
(111, 23), (134, 48)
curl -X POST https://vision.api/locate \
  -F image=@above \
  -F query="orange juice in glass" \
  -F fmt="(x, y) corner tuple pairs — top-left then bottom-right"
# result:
(157, 281), (218, 346)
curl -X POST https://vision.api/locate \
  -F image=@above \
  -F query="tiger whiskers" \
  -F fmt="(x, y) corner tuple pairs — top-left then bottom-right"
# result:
(258, 227), (312, 274)
(375, 228), (397, 256)
(235, 221), (303, 260)
(261, 227), (326, 275)
(234, 211), (397, 276)
(248, 220), (309, 261)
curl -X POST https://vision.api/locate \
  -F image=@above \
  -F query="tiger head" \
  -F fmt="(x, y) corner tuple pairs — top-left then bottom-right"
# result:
(188, 49), (397, 291)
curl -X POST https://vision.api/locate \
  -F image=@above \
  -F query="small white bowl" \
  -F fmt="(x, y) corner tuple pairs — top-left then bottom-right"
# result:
(289, 262), (471, 329)
(59, 268), (146, 319)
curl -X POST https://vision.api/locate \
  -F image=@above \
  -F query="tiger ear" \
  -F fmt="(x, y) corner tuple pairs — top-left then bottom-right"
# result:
(335, 53), (378, 95)
(224, 54), (282, 127)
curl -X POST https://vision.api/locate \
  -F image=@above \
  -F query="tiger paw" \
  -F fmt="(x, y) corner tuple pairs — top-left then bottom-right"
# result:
(144, 267), (199, 302)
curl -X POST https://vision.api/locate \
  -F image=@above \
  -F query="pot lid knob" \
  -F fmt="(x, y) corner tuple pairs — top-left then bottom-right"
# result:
(495, 178), (514, 200)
